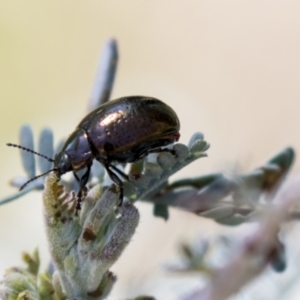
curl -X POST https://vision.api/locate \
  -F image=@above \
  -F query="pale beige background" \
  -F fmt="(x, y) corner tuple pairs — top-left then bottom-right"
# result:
(0, 1), (300, 299)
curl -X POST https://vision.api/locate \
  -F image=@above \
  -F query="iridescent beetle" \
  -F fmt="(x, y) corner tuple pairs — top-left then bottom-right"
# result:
(7, 96), (180, 211)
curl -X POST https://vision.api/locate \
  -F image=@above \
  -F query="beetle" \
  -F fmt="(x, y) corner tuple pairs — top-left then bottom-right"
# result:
(7, 96), (180, 212)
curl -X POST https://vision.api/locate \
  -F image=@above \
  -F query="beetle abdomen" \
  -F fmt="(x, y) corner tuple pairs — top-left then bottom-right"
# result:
(78, 96), (180, 161)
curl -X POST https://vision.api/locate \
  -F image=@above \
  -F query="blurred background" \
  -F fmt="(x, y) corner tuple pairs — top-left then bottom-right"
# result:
(0, 1), (300, 299)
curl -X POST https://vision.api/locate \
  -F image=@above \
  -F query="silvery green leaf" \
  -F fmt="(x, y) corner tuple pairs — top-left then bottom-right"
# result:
(10, 176), (28, 188)
(196, 176), (235, 203)
(188, 132), (204, 148)
(0, 268), (39, 300)
(43, 173), (139, 299)
(264, 147), (295, 191)
(38, 128), (54, 173)
(199, 205), (235, 220)
(55, 138), (65, 154)
(262, 163), (281, 172)
(233, 170), (264, 205)
(268, 147), (294, 169)
(19, 124), (36, 178)
(143, 162), (163, 178)
(167, 173), (223, 190)
(142, 180), (168, 199)
(129, 173), (151, 189)
(189, 139), (210, 156)
(216, 213), (246, 226)
(173, 143), (189, 161)
(123, 181), (137, 200)
(156, 151), (176, 170)
(153, 204), (169, 221)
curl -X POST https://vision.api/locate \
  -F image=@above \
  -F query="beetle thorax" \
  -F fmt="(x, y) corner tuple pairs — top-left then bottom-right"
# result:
(56, 128), (95, 173)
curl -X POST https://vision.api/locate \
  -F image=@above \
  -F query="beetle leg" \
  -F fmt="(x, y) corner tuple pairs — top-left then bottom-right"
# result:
(110, 164), (129, 180)
(73, 171), (80, 183)
(104, 164), (123, 206)
(73, 165), (91, 215)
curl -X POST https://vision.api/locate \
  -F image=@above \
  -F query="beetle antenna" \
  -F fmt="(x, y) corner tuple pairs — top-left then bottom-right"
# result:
(19, 169), (56, 191)
(6, 143), (54, 162)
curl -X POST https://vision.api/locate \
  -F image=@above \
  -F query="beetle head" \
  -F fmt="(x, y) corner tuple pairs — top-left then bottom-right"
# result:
(54, 151), (72, 176)
(57, 128), (94, 172)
